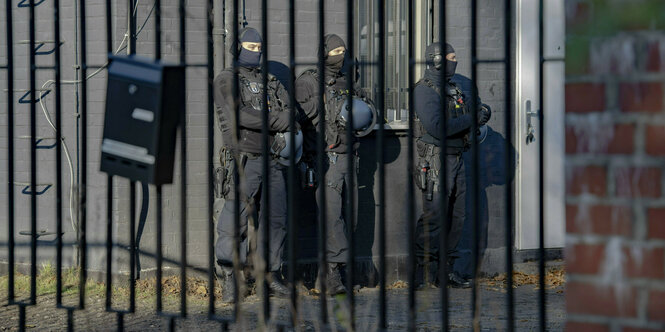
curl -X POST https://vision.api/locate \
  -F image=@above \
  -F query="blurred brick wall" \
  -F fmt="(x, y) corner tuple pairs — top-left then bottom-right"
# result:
(565, 1), (665, 331)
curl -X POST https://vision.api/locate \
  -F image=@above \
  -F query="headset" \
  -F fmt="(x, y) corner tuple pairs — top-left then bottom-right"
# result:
(427, 42), (444, 70)
(429, 52), (443, 70)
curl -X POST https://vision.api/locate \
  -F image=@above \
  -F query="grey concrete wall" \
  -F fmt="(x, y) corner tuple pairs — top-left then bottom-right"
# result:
(0, 0), (512, 281)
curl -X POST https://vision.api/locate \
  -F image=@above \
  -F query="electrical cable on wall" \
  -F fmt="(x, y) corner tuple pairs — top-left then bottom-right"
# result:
(37, 1), (154, 232)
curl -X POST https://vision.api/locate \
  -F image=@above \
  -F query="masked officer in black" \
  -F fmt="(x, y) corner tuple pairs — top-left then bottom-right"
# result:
(413, 42), (490, 289)
(213, 27), (296, 302)
(295, 34), (375, 295)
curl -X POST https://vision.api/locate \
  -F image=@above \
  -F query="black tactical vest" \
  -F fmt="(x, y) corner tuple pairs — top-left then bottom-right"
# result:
(221, 69), (288, 154)
(414, 78), (470, 149)
(238, 74), (286, 115)
(299, 69), (351, 150)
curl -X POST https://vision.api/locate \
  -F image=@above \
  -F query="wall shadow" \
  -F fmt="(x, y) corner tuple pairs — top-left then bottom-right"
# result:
(453, 126), (517, 278)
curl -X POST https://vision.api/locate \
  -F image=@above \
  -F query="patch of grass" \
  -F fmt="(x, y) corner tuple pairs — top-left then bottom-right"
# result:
(0, 263), (108, 299)
(0, 262), (231, 307)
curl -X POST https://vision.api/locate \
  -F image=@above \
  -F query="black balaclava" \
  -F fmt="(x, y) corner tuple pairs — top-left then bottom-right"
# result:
(237, 27), (262, 68)
(424, 42), (457, 86)
(444, 43), (457, 79)
(323, 34), (346, 76)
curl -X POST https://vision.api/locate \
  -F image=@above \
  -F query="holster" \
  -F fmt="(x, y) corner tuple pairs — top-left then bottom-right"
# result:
(217, 147), (239, 199)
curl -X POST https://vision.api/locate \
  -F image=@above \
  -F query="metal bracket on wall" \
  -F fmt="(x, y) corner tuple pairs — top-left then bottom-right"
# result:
(17, 40), (65, 56)
(18, 136), (58, 149)
(3, 88), (52, 104)
(15, 182), (53, 195)
(17, 0), (46, 7)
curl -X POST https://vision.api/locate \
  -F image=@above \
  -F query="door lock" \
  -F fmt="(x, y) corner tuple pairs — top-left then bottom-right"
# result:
(525, 99), (539, 145)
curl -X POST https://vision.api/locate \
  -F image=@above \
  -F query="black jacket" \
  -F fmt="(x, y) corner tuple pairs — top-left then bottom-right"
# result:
(414, 69), (473, 153)
(295, 70), (361, 154)
(213, 66), (290, 154)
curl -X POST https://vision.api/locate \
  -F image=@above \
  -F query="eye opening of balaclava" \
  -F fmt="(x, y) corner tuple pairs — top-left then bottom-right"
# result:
(237, 27), (262, 68)
(323, 34), (346, 75)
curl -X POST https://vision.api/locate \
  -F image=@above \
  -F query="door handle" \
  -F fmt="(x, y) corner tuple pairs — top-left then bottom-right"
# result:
(525, 99), (539, 145)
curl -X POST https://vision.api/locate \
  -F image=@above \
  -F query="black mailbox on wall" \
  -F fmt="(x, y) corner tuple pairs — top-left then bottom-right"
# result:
(101, 55), (184, 185)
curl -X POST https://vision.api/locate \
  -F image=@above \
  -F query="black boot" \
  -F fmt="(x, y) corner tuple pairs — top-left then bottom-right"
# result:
(268, 272), (290, 298)
(216, 266), (237, 303)
(415, 264), (426, 290)
(447, 271), (471, 289)
(326, 263), (347, 295)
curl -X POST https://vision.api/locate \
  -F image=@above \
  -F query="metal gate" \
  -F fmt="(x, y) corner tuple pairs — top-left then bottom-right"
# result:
(1, 0), (560, 330)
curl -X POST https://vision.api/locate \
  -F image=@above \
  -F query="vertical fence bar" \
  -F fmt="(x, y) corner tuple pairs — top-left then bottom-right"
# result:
(260, 0), (271, 323)
(377, 0), (387, 329)
(178, 0), (188, 317)
(18, 305), (26, 332)
(155, 0), (161, 58)
(55, 0), (64, 307)
(438, 0), (450, 330)
(5, 0), (15, 306)
(155, 0), (164, 316)
(28, 0), (37, 305)
(78, 0), (89, 309)
(345, 0), (356, 329)
(129, 181), (136, 313)
(206, 0), (215, 319)
(104, 0), (113, 313)
(156, 185), (163, 313)
(504, 0), (515, 330)
(287, 0), (299, 326)
(470, 0), (482, 329)
(231, 0), (242, 319)
(128, 0), (136, 54)
(316, 0), (328, 322)
(537, 0), (546, 330)
(106, 177), (113, 310)
(407, 1), (416, 330)
(66, 308), (74, 332)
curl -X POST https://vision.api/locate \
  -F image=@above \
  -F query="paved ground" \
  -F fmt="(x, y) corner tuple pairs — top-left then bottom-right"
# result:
(0, 283), (564, 331)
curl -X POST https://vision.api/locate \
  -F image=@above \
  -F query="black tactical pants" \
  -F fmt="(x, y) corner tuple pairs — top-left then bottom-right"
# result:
(216, 157), (287, 272)
(415, 150), (466, 266)
(317, 152), (358, 264)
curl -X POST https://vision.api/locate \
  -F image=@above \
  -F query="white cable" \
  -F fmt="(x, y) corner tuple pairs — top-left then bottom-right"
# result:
(39, 82), (78, 232)
(36, 0), (155, 231)
(36, 33), (128, 231)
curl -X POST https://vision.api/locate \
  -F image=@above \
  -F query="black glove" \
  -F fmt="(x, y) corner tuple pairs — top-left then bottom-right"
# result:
(355, 87), (369, 100)
(477, 105), (491, 125)
(269, 112), (289, 132)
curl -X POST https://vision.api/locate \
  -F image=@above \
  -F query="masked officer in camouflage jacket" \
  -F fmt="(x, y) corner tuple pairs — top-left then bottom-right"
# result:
(413, 42), (490, 289)
(213, 27), (296, 302)
(294, 34), (375, 295)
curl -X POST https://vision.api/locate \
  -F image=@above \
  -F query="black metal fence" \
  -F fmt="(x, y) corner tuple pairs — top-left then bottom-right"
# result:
(1, 0), (554, 330)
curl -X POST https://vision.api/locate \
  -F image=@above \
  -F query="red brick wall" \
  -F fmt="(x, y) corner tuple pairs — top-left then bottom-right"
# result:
(566, 2), (665, 331)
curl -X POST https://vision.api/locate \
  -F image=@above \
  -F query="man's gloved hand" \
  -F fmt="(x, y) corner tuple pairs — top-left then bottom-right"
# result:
(269, 112), (290, 132)
(270, 112), (302, 132)
(477, 104), (491, 125)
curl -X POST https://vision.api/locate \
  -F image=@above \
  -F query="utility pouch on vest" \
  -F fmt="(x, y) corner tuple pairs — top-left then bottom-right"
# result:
(299, 162), (317, 190)
(425, 179), (434, 201)
(416, 140), (428, 158)
(214, 167), (225, 199)
(416, 160), (429, 192)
